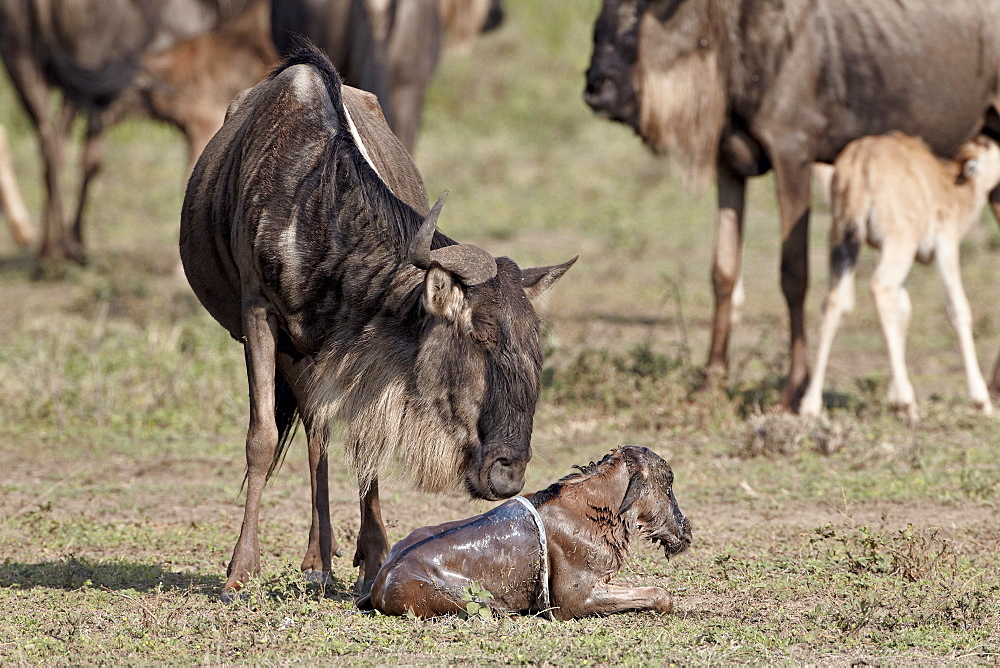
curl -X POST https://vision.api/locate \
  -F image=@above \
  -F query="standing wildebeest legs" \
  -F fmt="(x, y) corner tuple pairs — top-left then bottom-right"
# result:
(354, 478), (388, 593)
(225, 299), (280, 593)
(766, 140), (814, 411)
(68, 117), (107, 257)
(0, 123), (34, 246)
(274, 353), (341, 577)
(706, 159), (747, 384)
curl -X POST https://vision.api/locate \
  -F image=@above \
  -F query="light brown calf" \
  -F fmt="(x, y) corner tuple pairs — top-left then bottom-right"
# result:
(801, 134), (1000, 420)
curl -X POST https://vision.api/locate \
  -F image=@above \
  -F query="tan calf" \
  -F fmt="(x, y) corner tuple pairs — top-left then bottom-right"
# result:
(801, 134), (1000, 420)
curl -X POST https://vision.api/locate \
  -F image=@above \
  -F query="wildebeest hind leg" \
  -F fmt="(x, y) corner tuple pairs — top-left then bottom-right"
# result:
(275, 355), (342, 579)
(224, 303), (280, 595)
(354, 477), (389, 594)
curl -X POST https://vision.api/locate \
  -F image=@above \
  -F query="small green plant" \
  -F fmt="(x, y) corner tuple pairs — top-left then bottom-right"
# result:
(459, 581), (494, 621)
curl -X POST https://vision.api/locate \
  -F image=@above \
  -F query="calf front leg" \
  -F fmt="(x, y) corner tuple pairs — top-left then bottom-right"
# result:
(935, 242), (992, 413)
(354, 477), (389, 595)
(225, 303), (280, 596)
(554, 583), (674, 620)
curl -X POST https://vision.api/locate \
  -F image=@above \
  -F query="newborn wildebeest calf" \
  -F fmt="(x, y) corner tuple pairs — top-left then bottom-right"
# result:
(357, 446), (692, 620)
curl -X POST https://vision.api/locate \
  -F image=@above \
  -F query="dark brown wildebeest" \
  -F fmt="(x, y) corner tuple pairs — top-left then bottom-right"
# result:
(270, 0), (503, 152)
(0, 0), (260, 264)
(584, 0), (1000, 410)
(180, 45), (574, 596)
(358, 446), (691, 620)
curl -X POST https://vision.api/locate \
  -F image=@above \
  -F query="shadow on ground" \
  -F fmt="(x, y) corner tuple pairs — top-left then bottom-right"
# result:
(0, 555), (221, 594)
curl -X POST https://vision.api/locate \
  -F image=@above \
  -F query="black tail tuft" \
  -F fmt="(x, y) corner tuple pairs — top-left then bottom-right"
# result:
(266, 372), (300, 483)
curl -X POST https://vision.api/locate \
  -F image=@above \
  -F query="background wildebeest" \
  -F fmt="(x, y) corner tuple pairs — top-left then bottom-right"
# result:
(359, 446), (691, 620)
(584, 0), (1000, 410)
(179, 46), (574, 595)
(271, 0), (503, 152)
(0, 121), (33, 246)
(0, 0), (262, 264)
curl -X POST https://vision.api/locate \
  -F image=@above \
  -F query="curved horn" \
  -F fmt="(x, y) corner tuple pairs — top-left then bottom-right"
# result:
(408, 191), (449, 269)
(429, 244), (498, 285)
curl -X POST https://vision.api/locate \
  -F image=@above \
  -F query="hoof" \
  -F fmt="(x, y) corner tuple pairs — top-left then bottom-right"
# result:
(219, 588), (245, 604)
(303, 569), (333, 585)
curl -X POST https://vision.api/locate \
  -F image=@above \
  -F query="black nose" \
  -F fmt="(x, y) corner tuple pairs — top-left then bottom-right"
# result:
(584, 75), (618, 117)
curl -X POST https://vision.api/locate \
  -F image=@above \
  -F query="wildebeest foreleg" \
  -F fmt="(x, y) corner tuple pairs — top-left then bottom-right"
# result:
(772, 155), (813, 411)
(274, 354), (341, 579)
(354, 477), (389, 594)
(66, 116), (107, 263)
(556, 583), (673, 620)
(225, 303), (280, 595)
(705, 160), (747, 386)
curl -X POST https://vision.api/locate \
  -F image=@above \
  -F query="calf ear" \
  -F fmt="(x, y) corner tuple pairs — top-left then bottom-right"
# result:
(618, 471), (644, 516)
(423, 265), (469, 326)
(521, 256), (578, 306)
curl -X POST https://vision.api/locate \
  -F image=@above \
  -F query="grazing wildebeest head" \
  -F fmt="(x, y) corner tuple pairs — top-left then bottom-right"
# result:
(585, 0), (726, 185)
(180, 44), (574, 595)
(584, 0), (1000, 411)
(359, 445), (692, 620)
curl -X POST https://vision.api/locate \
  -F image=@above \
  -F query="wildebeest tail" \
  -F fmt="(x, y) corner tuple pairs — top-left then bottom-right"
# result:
(267, 373), (300, 483)
(268, 40), (350, 130)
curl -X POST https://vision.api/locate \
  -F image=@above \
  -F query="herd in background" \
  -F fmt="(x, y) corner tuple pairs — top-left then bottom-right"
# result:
(3, 0), (1000, 424)
(0, 0), (501, 263)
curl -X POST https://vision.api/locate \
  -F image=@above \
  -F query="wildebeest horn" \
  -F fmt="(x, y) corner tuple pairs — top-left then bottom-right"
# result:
(408, 191), (498, 285)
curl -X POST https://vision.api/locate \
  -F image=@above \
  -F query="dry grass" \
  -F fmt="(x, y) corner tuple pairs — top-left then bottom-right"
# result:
(1, 0), (999, 664)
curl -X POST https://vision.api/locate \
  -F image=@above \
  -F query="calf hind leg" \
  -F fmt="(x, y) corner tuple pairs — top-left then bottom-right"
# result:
(870, 248), (918, 422)
(800, 229), (859, 417)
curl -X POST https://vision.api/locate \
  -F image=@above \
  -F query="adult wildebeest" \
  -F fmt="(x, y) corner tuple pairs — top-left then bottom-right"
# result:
(358, 446), (691, 620)
(270, 0), (503, 152)
(584, 0), (1000, 410)
(0, 0), (260, 264)
(180, 45), (574, 596)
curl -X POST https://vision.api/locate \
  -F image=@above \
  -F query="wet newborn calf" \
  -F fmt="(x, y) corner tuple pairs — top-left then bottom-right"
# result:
(357, 446), (692, 620)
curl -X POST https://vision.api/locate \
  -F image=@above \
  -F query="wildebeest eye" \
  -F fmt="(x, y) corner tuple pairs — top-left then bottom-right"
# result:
(471, 314), (499, 348)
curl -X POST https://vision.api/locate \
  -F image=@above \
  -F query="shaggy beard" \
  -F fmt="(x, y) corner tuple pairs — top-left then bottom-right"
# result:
(637, 49), (726, 189)
(307, 334), (470, 496)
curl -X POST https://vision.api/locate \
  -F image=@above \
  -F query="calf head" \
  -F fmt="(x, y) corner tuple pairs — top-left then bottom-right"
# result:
(955, 135), (1000, 191)
(616, 446), (692, 557)
(585, 0), (727, 185)
(408, 194), (576, 500)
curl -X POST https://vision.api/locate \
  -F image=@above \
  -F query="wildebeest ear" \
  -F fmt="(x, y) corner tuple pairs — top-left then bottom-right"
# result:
(521, 256), (578, 306)
(423, 265), (469, 325)
(618, 471), (644, 516)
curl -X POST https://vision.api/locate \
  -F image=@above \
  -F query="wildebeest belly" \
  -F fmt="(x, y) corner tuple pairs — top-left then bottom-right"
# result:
(370, 499), (546, 616)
